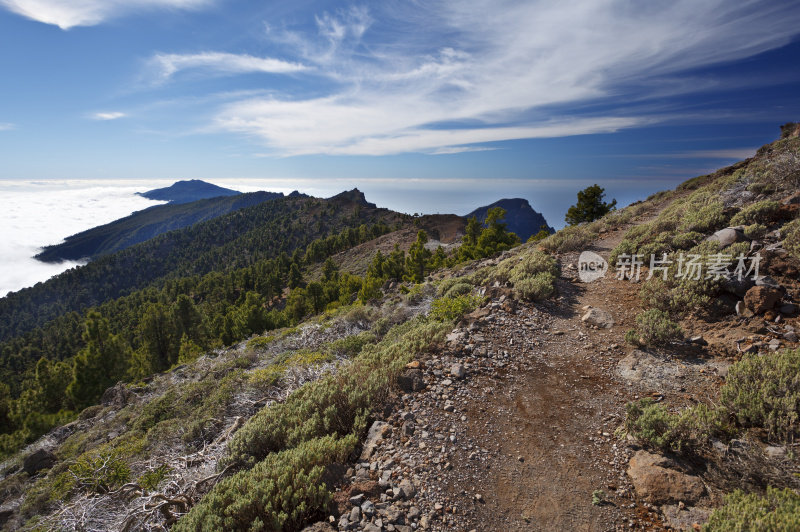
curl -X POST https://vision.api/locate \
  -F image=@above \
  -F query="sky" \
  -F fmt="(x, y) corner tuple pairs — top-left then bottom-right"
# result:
(1, 0), (800, 294)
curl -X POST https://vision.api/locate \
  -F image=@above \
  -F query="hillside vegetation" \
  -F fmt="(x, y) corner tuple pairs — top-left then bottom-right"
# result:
(1, 125), (799, 531)
(35, 190), (284, 263)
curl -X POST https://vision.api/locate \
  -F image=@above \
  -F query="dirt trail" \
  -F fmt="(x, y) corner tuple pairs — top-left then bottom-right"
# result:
(449, 227), (652, 531)
(351, 205), (698, 531)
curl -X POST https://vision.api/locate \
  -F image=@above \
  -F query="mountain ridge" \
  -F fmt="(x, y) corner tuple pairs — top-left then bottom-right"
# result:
(466, 197), (554, 241)
(136, 179), (240, 204)
(36, 190), (285, 263)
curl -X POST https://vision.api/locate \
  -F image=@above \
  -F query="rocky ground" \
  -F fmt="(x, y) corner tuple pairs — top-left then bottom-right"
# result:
(311, 222), (693, 531)
(313, 200), (800, 532)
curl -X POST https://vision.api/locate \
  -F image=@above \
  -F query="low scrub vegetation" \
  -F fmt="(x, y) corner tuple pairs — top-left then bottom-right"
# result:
(720, 348), (800, 442)
(730, 199), (781, 226)
(625, 309), (683, 347)
(488, 248), (559, 300)
(624, 399), (728, 453)
(704, 487), (800, 531)
(784, 218), (800, 260)
(624, 349), (800, 453)
(173, 435), (357, 532)
(176, 312), (453, 530)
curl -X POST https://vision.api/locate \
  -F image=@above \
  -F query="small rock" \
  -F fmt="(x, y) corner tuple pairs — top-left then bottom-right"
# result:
(349, 506), (361, 523)
(397, 369), (425, 393)
(399, 479), (417, 499)
(23, 448), (57, 476)
(689, 335), (707, 346)
(627, 450), (705, 505)
(450, 364), (466, 380)
(360, 421), (390, 460)
(765, 445), (786, 460)
(779, 303), (798, 316)
(361, 500), (375, 517)
(744, 285), (783, 314)
(581, 308), (614, 329)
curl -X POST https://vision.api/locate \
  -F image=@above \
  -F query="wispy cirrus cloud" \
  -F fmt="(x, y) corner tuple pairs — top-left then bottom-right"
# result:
(0, 122), (14, 131)
(211, 0), (800, 157)
(90, 111), (127, 121)
(0, 0), (214, 30)
(148, 52), (309, 83)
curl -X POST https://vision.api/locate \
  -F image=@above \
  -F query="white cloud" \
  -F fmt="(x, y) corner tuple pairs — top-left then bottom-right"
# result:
(0, 122), (14, 130)
(0, 0), (213, 29)
(149, 52), (309, 82)
(0, 180), (168, 296)
(212, 0), (800, 156)
(91, 111), (127, 121)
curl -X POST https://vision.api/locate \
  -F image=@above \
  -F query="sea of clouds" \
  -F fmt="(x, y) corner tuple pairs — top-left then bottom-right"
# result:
(0, 177), (669, 298)
(0, 180), (167, 296)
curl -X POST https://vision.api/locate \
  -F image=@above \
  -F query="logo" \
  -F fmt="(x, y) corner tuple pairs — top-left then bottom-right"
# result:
(578, 251), (608, 283)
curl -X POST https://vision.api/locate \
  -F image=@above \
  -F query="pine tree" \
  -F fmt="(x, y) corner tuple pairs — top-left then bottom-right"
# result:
(404, 231), (432, 283)
(139, 303), (178, 372)
(67, 312), (130, 409)
(565, 184), (617, 225)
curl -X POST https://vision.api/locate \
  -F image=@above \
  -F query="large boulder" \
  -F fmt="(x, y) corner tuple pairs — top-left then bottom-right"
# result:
(581, 308), (614, 328)
(627, 450), (705, 505)
(23, 448), (57, 476)
(743, 285), (783, 314)
(707, 227), (748, 247)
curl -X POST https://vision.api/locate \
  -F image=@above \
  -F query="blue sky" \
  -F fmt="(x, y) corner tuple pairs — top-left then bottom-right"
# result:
(1, 0), (799, 226)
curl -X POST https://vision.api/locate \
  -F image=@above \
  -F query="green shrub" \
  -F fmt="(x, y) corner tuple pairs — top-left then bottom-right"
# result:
(68, 450), (130, 494)
(513, 272), (556, 300)
(225, 317), (449, 468)
(680, 201), (726, 232)
(429, 293), (483, 322)
(730, 200), (781, 226)
(489, 248), (558, 300)
(325, 331), (376, 359)
(437, 277), (472, 297)
(783, 218), (800, 260)
(744, 223), (768, 240)
(246, 336), (275, 352)
(721, 348), (800, 442)
(539, 224), (599, 253)
(624, 399), (727, 453)
(174, 435), (357, 532)
(442, 281), (473, 299)
(624, 399), (674, 450)
(137, 464), (171, 491)
(704, 487), (800, 531)
(627, 309), (683, 347)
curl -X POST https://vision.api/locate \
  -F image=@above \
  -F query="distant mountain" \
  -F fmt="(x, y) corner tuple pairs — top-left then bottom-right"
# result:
(36, 191), (284, 262)
(137, 179), (240, 204)
(466, 198), (554, 241)
(328, 188), (377, 208)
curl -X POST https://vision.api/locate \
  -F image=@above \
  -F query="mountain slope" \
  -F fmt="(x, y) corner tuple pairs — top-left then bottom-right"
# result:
(2, 127), (800, 531)
(36, 191), (284, 262)
(136, 179), (240, 204)
(466, 197), (554, 241)
(0, 192), (401, 343)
